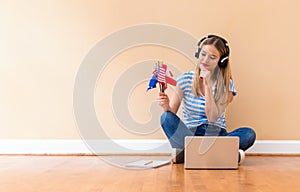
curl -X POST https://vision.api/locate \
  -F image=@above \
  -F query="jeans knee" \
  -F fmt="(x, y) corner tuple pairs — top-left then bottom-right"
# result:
(241, 127), (256, 149)
(160, 111), (177, 126)
(160, 111), (168, 125)
(246, 127), (256, 143)
(160, 111), (178, 138)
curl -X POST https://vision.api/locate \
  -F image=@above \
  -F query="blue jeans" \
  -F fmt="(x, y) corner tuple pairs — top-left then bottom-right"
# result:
(160, 111), (256, 151)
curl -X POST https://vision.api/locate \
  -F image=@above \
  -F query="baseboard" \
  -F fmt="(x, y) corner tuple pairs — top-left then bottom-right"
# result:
(245, 140), (300, 155)
(0, 139), (299, 155)
(0, 139), (171, 155)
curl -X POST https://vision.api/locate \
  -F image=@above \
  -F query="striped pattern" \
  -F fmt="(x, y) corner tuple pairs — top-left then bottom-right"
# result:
(177, 71), (236, 129)
(157, 64), (166, 83)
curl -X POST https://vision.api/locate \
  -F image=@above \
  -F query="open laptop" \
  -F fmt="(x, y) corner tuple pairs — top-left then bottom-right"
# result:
(184, 136), (239, 169)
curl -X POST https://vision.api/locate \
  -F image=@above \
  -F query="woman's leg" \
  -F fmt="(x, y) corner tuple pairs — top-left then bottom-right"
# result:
(160, 111), (195, 163)
(227, 127), (256, 151)
(160, 111), (194, 149)
(195, 124), (228, 136)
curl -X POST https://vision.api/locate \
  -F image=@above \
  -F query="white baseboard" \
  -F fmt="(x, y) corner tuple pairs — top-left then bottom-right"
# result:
(0, 139), (171, 155)
(0, 139), (299, 155)
(246, 140), (300, 155)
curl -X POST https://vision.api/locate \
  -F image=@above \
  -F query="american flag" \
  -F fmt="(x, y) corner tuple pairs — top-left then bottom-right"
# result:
(157, 64), (167, 84)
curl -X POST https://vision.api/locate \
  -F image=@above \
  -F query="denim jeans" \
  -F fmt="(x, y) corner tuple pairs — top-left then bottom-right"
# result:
(160, 111), (256, 151)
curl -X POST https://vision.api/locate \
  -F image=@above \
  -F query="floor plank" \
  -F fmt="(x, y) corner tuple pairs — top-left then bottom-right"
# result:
(0, 155), (299, 192)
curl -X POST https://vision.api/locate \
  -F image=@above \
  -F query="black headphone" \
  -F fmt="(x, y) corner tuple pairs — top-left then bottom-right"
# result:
(195, 35), (230, 68)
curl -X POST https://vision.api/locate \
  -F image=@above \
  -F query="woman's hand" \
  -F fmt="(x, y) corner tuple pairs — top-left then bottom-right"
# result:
(199, 69), (212, 87)
(157, 92), (171, 112)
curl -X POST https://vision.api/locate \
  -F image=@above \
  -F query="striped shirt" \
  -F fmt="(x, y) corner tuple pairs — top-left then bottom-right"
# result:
(177, 71), (237, 129)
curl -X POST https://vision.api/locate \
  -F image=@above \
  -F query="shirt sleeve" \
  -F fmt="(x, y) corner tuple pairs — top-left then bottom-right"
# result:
(176, 71), (194, 94)
(230, 79), (237, 96)
(176, 73), (185, 90)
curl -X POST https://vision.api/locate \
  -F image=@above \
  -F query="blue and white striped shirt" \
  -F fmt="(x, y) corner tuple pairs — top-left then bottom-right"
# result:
(177, 71), (237, 129)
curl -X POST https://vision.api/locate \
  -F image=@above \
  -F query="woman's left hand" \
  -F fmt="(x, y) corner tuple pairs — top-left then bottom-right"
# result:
(199, 69), (211, 87)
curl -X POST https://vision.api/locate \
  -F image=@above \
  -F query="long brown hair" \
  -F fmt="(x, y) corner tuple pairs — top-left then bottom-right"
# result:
(192, 36), (233, 105)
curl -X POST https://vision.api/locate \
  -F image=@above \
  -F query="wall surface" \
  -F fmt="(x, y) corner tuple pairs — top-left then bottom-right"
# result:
(1, 0), (300, 140)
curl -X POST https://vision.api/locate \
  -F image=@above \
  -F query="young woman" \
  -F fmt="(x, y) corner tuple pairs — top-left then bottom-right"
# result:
(158, 35), (256, 163)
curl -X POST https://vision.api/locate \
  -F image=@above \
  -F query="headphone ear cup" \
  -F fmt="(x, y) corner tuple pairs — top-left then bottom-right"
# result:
(195, 47), (200, 58)
(218, 56), (228, 68)
(195, 36), (207, 59)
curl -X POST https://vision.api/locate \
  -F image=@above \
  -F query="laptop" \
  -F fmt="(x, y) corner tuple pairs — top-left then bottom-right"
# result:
(184, 136), (239, 169)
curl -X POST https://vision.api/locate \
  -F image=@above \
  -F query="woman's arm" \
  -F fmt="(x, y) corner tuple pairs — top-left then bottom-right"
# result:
(199, 69), (221, 122)
(204, 83), (225, 122)
(158, 85), (183, 114)
(205, 83), (235, 122)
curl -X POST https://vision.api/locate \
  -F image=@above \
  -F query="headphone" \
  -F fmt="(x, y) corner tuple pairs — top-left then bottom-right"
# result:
(195, 35), (230, 68)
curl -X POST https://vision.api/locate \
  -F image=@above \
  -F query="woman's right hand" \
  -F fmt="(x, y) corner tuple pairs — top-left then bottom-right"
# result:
(157, 92), (171, 112)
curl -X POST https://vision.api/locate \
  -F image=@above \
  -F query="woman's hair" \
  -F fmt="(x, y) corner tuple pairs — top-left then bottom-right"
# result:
(192, 36), (233, 105)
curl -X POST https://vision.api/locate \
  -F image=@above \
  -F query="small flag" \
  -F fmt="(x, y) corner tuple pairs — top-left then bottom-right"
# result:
(147, 74), (157, 91)
(157, 64), (167, 91)
(147, 61), (177, 92)
(165, 67), (177, 86)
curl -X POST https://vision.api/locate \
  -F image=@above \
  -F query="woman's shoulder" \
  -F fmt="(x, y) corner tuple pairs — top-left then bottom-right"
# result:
(177, 71), (194, 84)
(178, 70), (195, 79)
(176, 71), (194, 90)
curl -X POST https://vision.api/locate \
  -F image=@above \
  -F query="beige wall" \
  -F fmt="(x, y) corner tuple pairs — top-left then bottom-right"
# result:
(1, 0), (300, 140)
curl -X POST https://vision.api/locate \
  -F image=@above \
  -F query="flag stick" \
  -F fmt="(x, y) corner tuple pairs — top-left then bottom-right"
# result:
(159, 83), (164, 93)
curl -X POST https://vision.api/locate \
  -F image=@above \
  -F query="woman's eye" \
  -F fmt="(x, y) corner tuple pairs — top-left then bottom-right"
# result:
(210, 56), (216, 60)
(201, 53), (206, 56)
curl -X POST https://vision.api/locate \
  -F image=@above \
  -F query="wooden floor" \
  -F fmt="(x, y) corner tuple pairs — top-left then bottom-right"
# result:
(0, 155), (299, 192)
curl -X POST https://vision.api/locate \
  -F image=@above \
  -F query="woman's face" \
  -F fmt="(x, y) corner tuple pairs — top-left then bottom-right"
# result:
(198, 44), (221, 71)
